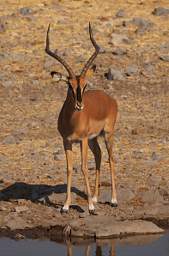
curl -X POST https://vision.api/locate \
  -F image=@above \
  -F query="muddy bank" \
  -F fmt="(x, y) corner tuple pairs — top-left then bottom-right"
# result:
(0, 177), (169, 240)
(0, 218), (165, 241)
(0, 190), (168, 239)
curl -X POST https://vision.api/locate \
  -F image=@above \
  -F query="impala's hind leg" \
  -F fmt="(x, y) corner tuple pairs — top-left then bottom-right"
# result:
(89, 137), (101, 203)
(104, 133), (118, 207)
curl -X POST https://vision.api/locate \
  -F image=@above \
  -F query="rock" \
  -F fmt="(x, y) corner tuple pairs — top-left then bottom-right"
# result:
(99, 188), (110, 203)
(125, 65), (139, 76)
(0, 206), (7, 211)
(123, 17), (153, 34)
(115, 9), (126, 18)
(0, 72), (6, 81)
(131, 17), (151, 27)
(0, 154), (8, 163)
(152, 7), (169, 16)
(136, 25), (151, 34)
(158, 188), (169, 201)
(110, 33), (132, 45)
(117, 186), (135, 203)
(105, 68), (124, 81)
(32, 80), (40, 86)
(140, 85), (146, 91)
(4, 213), (32, 230)
(2, 80), (13, 88)
(132, 150), (144, 159)
(123, 17), (151, 26)
(19, 7), (33, 15)
(79, 211), (89, 218)
(13, 127), (28, 137)
(112, 48), (127, 56)
(100, 186), (135, 204)
(2, 135), (17, 145)
(0, 23), (6, 32)
(70, 217), (164, 238)
(160, 42), (169, 51)
(10, 52), (26, 62)
(151, 152), (158, 161)
(97, 46), (106, 54)
(159, 55), (169, 62)
(53, 151), (65, 161)
(15, 233), (25, 240)
(147, 175), (161, 187)
(144, 202), (169, 218)
(121, 95), (128, 99)
(143, 62), (154, 72)
(139, 189), (162, 204)
(14, 206), (29, 213)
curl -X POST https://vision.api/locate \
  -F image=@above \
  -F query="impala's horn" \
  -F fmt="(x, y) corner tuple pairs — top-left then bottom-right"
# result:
(45, 24), (76, 79)
(80, 22), (100, 78)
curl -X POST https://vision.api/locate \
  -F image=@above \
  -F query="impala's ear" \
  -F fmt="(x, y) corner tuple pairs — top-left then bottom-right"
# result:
(85, 64), (97, 77)
(51, 71), (69, 82)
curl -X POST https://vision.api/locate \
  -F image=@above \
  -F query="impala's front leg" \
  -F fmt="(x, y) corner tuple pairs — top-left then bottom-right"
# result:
(81, 138), (95, 214)
(62, 139), (73, 213)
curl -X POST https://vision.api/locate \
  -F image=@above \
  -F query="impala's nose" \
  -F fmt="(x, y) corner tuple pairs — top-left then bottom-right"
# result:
(75, 101), (84, 111)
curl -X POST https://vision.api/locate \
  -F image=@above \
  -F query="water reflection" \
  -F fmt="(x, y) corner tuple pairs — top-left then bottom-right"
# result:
(65, 233), (167, 256)
(66, 240), (116, 256)
(0, 233), (168, 256)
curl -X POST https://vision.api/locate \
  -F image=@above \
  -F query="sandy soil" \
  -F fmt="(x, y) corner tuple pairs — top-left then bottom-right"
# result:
(0, 0), (169, 238)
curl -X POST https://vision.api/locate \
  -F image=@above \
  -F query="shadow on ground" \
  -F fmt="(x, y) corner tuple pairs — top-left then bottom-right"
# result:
(0, 182), (87, 212)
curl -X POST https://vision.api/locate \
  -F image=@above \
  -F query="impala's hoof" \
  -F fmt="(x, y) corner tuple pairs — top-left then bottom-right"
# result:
(110, 202), (118, 208)
(61, 207), (69, 214)
(89, 209), (97, 215)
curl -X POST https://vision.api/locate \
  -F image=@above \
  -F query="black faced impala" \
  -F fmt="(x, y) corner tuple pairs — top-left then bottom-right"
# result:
(45, 23), (118, 214)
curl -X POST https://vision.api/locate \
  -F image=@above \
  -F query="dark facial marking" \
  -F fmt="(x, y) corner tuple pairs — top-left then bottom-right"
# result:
(68, 82), (75, 100)
(76, 85), (82, 103)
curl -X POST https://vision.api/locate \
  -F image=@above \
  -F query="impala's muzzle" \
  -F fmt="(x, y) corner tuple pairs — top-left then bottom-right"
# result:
(75, 85), (84, 111)
(75, 101), (84, 111)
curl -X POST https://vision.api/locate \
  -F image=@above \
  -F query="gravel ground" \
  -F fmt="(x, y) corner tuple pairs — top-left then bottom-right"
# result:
(0, 0), (169, 238)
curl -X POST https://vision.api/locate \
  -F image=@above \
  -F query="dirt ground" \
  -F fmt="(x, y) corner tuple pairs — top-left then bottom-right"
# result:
(0, 0), (169, 238)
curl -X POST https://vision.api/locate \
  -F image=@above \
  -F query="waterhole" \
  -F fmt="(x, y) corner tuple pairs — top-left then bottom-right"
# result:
(0, 232), (169, 256)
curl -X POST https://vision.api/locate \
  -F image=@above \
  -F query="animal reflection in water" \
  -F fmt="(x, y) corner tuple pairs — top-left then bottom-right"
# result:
(66, 240), (115, 256)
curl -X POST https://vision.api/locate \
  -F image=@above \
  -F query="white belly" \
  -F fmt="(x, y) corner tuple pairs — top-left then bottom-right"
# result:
(88, 132), (100, 139)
